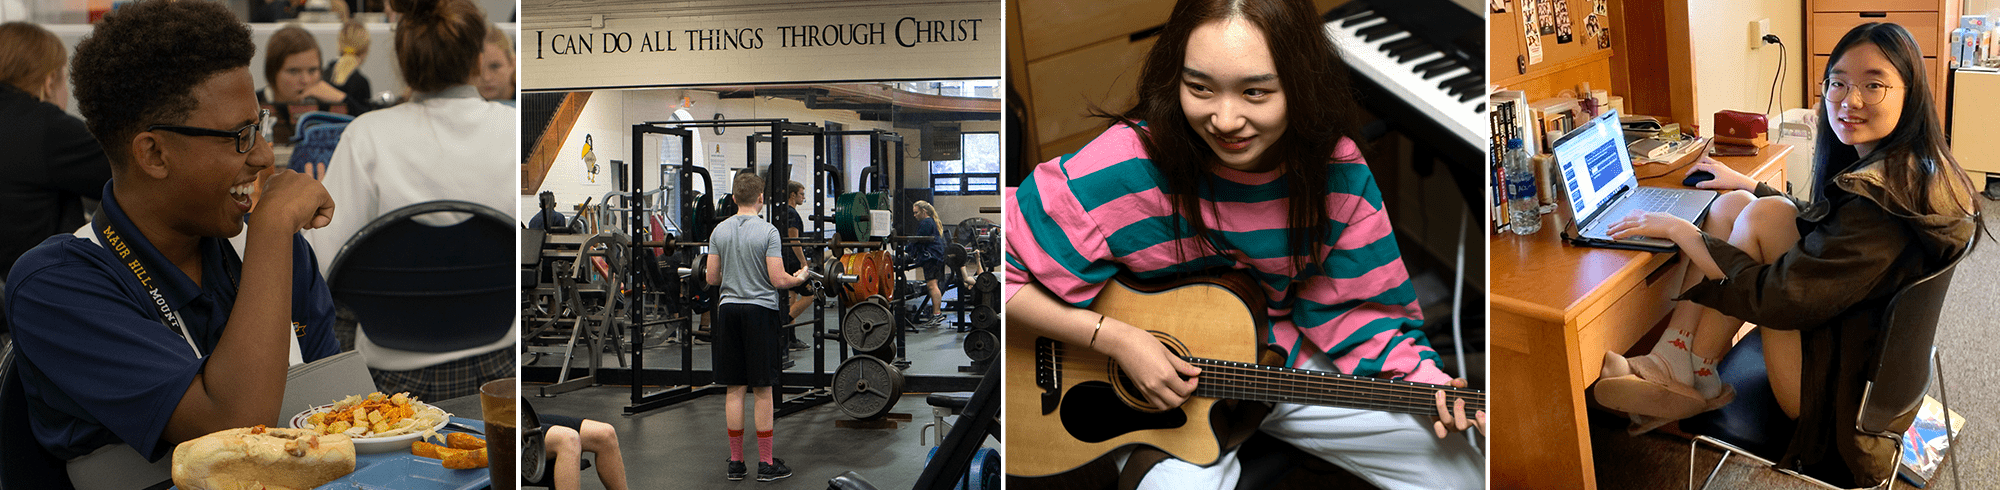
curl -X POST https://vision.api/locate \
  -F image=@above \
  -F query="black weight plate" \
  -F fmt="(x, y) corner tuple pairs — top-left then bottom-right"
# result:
(833, 354), (904, 420)
(841, 297), (895, 353)
(963, 329), (998, 362)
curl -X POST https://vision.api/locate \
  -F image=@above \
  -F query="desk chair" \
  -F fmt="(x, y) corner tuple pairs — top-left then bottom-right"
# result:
(327, 200), (515, 354)
(1682, 249), (1967, 490)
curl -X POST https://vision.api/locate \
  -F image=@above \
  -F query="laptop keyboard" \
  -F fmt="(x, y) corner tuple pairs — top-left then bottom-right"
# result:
(1626, 187), (1679, 213)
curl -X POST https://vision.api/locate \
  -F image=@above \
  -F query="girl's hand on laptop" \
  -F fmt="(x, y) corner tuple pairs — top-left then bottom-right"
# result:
(1688, 158), (1756, 191)
(1608, 211), (1697, 242)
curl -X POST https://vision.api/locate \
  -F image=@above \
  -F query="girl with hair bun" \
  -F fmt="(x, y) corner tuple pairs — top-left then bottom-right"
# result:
(311, 0), (517, 402)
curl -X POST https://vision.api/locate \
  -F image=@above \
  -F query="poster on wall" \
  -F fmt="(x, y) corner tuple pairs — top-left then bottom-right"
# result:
(1554, 0), (1574, 44)
(1537, 0), (1556, 35)
(581, 134), (604, 186)
(1524, 1), (1544, 64)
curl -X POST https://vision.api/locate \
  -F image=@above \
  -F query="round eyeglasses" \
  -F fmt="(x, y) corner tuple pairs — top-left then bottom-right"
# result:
(1822, 79), (1896, 106)
(146, 108), (270, 154)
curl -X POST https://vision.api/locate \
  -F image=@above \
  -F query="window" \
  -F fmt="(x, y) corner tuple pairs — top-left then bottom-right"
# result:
(930, 132), (1000, 195)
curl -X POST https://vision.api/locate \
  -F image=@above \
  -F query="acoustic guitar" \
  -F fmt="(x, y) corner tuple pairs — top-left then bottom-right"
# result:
(1003, 273), (1486, 477)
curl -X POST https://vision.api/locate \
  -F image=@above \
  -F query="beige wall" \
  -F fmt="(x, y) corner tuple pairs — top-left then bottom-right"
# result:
(1687, 0), (1809, 191)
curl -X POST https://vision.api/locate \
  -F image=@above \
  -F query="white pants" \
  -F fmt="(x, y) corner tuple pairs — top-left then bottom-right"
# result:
(1130, 354), (1487, 490)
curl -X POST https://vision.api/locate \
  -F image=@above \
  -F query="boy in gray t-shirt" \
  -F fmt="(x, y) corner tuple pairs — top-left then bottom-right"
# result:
(703, 172), (808, 482)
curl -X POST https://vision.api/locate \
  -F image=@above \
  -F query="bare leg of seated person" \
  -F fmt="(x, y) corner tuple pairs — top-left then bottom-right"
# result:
(1599, 192), (1802, 425)
(580, 419), (629, 490)
(548, 425), (582, 490)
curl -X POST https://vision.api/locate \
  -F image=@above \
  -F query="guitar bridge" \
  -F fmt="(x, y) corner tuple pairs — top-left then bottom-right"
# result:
(1036, 337), (1061, 415)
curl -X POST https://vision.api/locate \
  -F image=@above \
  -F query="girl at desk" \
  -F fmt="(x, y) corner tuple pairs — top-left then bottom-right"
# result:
(1003, 0), (1483, 488)
(1596, 22), (1980, 486)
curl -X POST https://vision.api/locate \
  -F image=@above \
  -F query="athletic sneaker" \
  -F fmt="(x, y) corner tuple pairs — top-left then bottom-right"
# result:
(757, 458), (793, 482)
(789, 338), (810, 351)
(726, 460), (747, 481)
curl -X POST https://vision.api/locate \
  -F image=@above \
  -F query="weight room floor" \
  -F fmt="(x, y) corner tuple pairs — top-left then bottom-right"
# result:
(523, 292), (996, 489)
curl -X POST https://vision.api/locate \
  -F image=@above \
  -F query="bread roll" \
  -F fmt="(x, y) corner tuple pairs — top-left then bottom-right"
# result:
(171, 426), (356, 490)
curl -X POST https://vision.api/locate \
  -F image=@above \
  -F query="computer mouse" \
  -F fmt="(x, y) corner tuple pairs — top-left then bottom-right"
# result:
(1682, 170), (1715, 187)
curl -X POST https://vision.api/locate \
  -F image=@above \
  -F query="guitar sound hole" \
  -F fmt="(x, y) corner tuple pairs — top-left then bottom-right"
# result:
(1059, 381), (1187, 443)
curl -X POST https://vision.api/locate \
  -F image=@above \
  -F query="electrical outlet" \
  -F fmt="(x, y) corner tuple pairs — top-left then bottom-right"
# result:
(1751, 18), (1772, 49)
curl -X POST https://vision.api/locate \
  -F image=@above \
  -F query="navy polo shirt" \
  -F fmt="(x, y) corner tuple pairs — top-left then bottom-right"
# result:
(1, 182), (339, 462)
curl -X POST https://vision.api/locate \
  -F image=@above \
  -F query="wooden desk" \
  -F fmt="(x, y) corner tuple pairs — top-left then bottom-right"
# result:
(1490, 144), (1791, 490)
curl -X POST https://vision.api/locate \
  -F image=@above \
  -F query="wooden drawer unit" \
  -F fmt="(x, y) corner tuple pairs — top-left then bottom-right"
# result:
(1806, 0), (1957, 125)
(1809, 12), (1941, 55)
(1814, 0), (1941, 12)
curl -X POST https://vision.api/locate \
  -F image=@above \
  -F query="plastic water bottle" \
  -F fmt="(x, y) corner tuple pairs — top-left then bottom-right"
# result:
(1506, 138), (1541, 235)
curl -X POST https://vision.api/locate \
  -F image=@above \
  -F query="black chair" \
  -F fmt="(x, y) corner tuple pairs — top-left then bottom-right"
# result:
(327, 200), (515, 353)
(1682, 249), (1967, 489)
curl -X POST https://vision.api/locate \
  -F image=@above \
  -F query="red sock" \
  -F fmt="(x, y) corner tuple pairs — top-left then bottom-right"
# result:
(728, 429), (744, 462)
(757, 430), (774, 464)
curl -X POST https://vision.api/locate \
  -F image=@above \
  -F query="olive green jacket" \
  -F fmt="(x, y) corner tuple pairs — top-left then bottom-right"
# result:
(1681, 159), (1976, 487)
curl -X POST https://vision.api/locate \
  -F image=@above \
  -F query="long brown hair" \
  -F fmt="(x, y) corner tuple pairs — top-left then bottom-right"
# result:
(1815, 23), (1980, 234)
(389, 0), (486, 93)
(1104, 0), (1364, 271)
(0, 22), (65, 100)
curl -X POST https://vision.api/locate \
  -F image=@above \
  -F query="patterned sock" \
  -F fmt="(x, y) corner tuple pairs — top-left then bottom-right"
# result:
(1642, 328), (1698, 387)
(757, 430), (774, 464)
(1692, 354), (1724, 399)
(728, 429), (744, 462)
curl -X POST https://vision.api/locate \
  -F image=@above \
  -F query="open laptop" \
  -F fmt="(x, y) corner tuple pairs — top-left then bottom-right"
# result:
(1553, 109), (1718, 251)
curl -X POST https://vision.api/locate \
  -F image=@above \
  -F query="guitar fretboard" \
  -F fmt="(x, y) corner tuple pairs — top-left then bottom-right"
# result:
(1186, 357), (1486, 416)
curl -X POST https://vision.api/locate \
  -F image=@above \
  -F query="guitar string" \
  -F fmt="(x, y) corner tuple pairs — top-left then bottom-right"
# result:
(1045, 352), (1485, 400)
(1045, 353), (1486, 411)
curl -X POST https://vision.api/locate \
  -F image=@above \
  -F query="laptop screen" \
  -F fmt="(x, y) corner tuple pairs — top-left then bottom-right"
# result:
(1552, 110), (1635, 224)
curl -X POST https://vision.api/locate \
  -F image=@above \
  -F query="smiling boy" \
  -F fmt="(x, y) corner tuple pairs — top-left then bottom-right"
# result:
(0, 2), (340, 487)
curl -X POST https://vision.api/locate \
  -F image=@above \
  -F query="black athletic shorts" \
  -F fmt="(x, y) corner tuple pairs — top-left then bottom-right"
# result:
(713, 303), (783, 387)
(538, 412), (584, 432)
(919, 258), (946, 284)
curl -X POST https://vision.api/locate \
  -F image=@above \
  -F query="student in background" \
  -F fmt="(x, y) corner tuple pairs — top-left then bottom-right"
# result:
(478, 22), (516, 105)
(1595, 22), (1980, 486)
(909, 200), (947, 327)
(0, 22), (111, 282)
(311, 0), (515, 402)
(325, 2), (376, 116)
(261, 25), (372, 114)
(773, 179), (813, 351)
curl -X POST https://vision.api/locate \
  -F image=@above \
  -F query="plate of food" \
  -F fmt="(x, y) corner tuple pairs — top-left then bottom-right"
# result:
(291, 392), (450, 454)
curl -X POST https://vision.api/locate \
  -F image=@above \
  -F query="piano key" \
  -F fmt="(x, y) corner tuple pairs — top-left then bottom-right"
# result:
(1414, 57), (1457, 75)
(1323, 14), (1485, 154)
(1356, 22), (1400, 41)
(1381, 36), (1425, 55)
(1339, 12), (1380, 28)
(1437, 72), (1479, 91)
(1424, 64), (1472, 82)
(1394, 45), (1439, 63)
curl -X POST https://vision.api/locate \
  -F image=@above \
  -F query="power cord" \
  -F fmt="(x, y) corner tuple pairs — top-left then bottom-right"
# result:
(1764, 34), (1784, 115)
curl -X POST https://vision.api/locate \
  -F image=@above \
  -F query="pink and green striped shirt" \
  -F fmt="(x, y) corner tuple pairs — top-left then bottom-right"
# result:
(1003, 124), (1448, 384)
